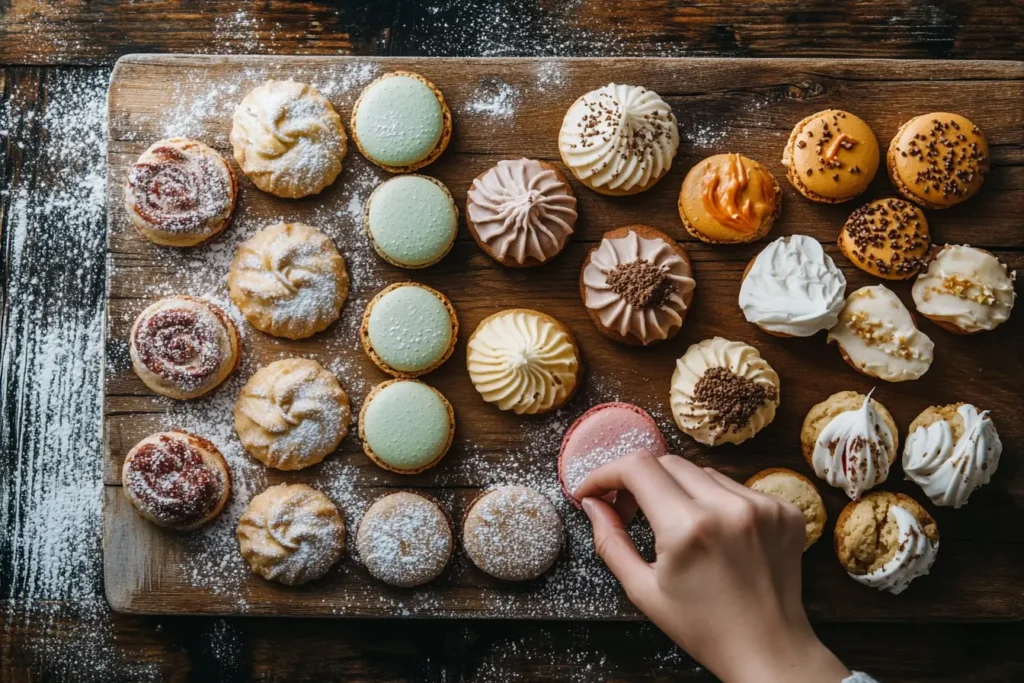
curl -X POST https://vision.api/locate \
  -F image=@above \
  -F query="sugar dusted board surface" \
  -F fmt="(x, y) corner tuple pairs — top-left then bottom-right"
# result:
(104, 55), (1024, 620)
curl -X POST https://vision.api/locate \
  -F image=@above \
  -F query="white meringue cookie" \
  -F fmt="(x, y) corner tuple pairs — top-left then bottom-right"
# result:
(812, 392), (895, 500)
(850, 505), (938, 595)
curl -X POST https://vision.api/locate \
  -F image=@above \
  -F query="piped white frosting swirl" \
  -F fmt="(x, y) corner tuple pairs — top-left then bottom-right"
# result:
(467, 310), (579, 415)
(850, 505), (938, 595)
(583, 231), (695, 345)
(559, 83), (679, 193)
(911, 244), (1016, 333)
(813, 392), (894, 500)
(739, 235), (847, 336)
(903, 404), (1001, 508)
(466, 159), (577, 265)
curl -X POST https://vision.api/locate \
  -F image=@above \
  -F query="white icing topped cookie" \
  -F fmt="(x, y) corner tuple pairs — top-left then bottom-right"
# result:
(827, 285), (934, 382)
(813, 392), (895, 500)
(912, 245), (1016, 333)
(467, 310), (579, 415)
(559, 83), (679, 193)
(904, 404), (1001, 508)
(739, 235), (846, 336)
(850, 505), (938, 595)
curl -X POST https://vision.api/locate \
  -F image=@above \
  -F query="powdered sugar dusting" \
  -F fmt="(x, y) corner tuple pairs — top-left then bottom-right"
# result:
(464, 79), (520, 119)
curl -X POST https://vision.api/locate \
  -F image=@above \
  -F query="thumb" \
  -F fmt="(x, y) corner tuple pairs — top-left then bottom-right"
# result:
(581, 497), (654, 604)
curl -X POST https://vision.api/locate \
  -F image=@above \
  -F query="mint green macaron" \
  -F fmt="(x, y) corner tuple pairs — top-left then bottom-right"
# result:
(365, 175), (458, 268)
(361, 283), (458, 377)
(351, 72), (450, 171)
(359, 380), (454, 473)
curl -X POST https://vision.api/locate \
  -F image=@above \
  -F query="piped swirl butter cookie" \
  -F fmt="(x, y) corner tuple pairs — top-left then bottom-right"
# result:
(912, 245), (1016, 334)
(580, 225), (695, 346)
(678, 153), (781, 244)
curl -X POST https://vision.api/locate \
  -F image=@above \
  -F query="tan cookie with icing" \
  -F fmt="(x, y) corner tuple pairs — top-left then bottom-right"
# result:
(670, 337), (780, 446)
(827, 285), (934, 382)
(912, 245), (1016, 334)
(467, 309), (582, 415)
(230, 80), (346, 198)
(466, 158), (577, 267)
(580, 225), (695, 346)
(782, 109), (879, 203)
(678, 153), (781, 244)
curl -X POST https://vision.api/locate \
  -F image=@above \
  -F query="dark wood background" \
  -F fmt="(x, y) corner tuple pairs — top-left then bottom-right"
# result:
(3, 1), (1023, 681)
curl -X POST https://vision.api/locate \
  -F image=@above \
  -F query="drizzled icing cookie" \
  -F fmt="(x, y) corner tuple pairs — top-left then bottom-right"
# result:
(466, 158), (577, 267)
(912, 245), (1016, 334)
(467, 309), (581, 415)
(558, 83), (679, 195)
(678, 153), (781, 244)
(827, 285), (934, 382)
(670, 337), (780, 447)
(904, 403), (1002, 508)
(581, 225), (695, 346)
(801, 391), (897, 500)
(739, 235), (846, 337)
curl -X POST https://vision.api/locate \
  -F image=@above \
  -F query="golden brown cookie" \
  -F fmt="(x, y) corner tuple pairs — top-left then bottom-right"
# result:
(745, 468), (826, 550)
(782, 109), (879, 203)
(887, 112), (989, 209)
(678, 153), (781, 244)
(838, 198), (930, 280)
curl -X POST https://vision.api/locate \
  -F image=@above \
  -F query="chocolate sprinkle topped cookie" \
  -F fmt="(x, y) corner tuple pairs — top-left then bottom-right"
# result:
(839, 198), (930, 280)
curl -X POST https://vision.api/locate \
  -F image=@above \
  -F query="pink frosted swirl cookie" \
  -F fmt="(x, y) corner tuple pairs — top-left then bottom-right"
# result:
(122, 430), (231, 530)
(129, 295), (241, 400)
(558, 402), (668, 507)
(466, 158), (577, 267)
(124, 138), (237, 247)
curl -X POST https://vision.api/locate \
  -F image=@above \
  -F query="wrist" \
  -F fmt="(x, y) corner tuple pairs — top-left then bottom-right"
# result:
(717, 620), (850, 683)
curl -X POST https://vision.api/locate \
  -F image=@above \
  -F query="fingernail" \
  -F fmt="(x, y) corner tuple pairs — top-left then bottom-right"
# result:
(580, 497), (596, 517)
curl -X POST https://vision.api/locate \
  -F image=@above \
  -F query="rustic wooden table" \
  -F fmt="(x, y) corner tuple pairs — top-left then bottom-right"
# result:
(2, 2), (1023, 681)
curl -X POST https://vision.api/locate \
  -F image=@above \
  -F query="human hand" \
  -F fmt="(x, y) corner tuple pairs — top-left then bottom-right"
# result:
(574, 451), (851, 683)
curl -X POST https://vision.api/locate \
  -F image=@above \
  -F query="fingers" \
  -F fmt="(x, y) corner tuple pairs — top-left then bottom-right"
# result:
(574, 451), (693, 531)
(703, 467), (765, 502)
(581, 497), (655, 606)
(612, 490), (639, 527)
(657, 455), (727, 499)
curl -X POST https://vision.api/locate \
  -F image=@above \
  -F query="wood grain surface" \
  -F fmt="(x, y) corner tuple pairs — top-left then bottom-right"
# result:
(104, 55), (1024, 621)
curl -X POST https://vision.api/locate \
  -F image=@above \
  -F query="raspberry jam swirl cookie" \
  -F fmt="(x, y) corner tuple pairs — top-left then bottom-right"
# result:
(903, 403), (1002, 508)
(581, 225), (696, 346)
(237, 483), (345, 585)
(465, 158), (578, 267)
(911, 245), (1016, 334)
(801, 391), (898, 500)
(234, 358), (350, 470)
(228, 222), (349, 340)
(558, 83), (679, 196)
(122, 430), (231, 531)
(129, 295), (241, 400)
(356, 491), (453, 588)
(124, 138), (237, 247)
(230, 80), (346, 198)
(670, 337), (780, 447)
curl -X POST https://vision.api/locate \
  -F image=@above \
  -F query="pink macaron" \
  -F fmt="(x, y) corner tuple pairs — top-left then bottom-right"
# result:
(558, 402), (668, 508)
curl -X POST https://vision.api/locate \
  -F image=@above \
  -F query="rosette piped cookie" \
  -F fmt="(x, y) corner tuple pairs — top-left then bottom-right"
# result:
(558, 83), (679, 196)
(356, 491), (453, 588)
(739, 235), (846, 337)
(467, 309), (581, 415)
(237, 483), (345, 585)
(351, 71), (451, 173)
(670, 338), (780, 447)
(466, 158), (577, 267)
(678, 153), (781, 244)
(904, 403), (1002, 508)
(124, 138), (237, 247)
(834, 492), (939, 595)
(463, 485), (564, 581)
(887, 112), (989, 209)
(122, 430), (231, 531)
(129, 295), (241, 400)
(234, 359), (350, 471)
(745, 469), (826, 550)
(839, 198), (930, 280)
(228, 222), (349, 340)
(801, 391), (898, 500)
(581, 225), (695, 346)
(782, 109), (879, 203)
(828, 285), (934, 382)
(230, 80), (346, 198)
(912, 245), (1016, 334)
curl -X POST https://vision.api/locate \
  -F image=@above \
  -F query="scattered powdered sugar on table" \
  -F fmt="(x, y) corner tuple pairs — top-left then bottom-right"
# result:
(464, 78), (521, 119)
(535, 60), (568, 90)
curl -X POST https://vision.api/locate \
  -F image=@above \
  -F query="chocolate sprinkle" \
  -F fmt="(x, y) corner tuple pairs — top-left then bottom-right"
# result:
(693, 367), (776, 432)
(605, 259), (674, 309)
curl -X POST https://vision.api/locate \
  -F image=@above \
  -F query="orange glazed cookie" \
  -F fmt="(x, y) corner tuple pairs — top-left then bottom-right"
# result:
(838, 198), (930, 280)
(678, 153), (781, 244)
(782, 109), (879, 203)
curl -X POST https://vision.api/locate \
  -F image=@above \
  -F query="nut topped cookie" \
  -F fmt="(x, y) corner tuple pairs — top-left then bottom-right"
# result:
(670, 337), (780, 447)
(912, 245), (1016, 334)
(580, 225), (695, 346)
(827, 285), (934, 382)
(839, 198), (930, 280)
(782, 109), (879, 203)
(887, 112), (989, 209)
(678, 153), (781, 244)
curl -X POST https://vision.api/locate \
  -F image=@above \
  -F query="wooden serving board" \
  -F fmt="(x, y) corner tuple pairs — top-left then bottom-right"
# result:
(104, 55), (1024, 621)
